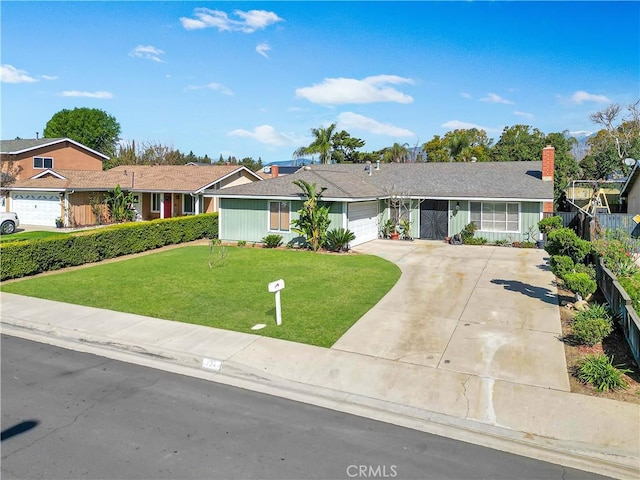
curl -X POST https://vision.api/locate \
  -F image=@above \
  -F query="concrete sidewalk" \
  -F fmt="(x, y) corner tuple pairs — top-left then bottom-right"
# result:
(1, 289), (638, 479)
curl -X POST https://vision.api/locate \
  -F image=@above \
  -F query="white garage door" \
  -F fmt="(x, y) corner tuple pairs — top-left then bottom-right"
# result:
(348, 201), (379, 246)
(12, 192), (62, 226)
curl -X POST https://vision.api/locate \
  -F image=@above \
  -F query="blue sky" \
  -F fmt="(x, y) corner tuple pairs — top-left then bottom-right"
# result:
(2, 1), (639, 164)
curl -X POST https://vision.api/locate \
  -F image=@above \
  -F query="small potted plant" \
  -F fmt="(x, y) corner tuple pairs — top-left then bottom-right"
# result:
(55, 217), (64, 228)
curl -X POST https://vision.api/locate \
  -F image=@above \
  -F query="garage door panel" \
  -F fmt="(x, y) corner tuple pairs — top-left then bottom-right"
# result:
(348, 201), (378, 246)
(12, 192), (62, 226)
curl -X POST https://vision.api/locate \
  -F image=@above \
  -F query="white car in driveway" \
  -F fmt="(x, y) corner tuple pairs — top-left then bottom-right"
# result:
(0, 212), (20, 234)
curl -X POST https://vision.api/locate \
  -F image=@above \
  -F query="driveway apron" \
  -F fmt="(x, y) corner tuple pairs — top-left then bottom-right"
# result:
(335, 240), (570, 391)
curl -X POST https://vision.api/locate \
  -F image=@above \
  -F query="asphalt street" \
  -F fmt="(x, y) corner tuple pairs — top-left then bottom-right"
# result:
(1, 334), (610, 480)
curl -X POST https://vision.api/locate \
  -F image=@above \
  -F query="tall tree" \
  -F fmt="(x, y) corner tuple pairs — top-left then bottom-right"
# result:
(331, 130), (365, 163)
(491, 125), (547, 162)
(43, 108), (121, 158)
(383, 142), (410, 163)
(586, 101), (640, 177)
(293, 123), (337, 164)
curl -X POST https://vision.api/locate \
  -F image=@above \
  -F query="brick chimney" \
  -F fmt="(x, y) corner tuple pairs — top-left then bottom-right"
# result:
(542, 145), (554, 181)
(542, 145), (555, 213)
(271, 165), (279, 178)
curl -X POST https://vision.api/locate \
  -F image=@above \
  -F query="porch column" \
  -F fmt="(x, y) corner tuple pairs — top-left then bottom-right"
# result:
(195, 194), (201, 214)
(63, 191), (69, 227)
(160, 194), (165, 219)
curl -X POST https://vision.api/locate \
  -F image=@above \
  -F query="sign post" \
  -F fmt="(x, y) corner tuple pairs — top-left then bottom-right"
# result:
(268, 279), (285, 326)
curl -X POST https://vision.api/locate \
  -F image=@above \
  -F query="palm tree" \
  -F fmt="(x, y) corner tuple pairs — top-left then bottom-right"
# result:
(293, 123), (337, 164)
(386, 142), (410, 163)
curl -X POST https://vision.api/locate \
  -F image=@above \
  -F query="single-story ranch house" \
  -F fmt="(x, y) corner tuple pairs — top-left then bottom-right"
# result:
(1, 138), (261, 227)
(213, 146), (555, 247)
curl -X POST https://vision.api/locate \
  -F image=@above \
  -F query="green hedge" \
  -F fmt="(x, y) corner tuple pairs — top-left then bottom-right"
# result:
(0, 214), (218, 280)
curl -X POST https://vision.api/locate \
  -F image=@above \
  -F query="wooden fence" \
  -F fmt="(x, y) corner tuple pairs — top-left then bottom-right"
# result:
(555, 212), (640, 241)
(595, 258), (640, 367)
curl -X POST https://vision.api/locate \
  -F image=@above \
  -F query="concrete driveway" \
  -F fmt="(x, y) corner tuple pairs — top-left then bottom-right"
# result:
(336, 240), (570, 391)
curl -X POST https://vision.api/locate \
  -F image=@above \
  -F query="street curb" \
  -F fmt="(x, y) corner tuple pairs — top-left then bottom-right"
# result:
(2, 318), (638, 480)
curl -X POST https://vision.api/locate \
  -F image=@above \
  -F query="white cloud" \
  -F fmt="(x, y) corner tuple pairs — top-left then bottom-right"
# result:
(513, 110), (534, 119)
(180, 8), (283, 33)
(460, 92), (472, 99)
(480, 93), (514, 104)
(40, 75), (58, 81)
(296, 75), (414, 105)
(337, 112), (414, 137)
(61, 91), (114, 99)
(569, 90), (611, 105)
(441, 120), (487, 130)
(130, 45), (165, 63)
(228, 125), (294, 146)
(186, 82), (233, 95)
(256, 42), (271, 58)
(1, 64), (38, 83)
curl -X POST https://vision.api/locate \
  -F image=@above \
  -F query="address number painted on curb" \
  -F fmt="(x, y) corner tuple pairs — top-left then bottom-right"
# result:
(202, 358), (222, 371)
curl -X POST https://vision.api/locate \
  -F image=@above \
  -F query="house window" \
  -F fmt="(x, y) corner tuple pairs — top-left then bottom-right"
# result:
(33, 157), (53, 169)
(470, 202), (519, 232)
(151, 193), (161, 212)
(269, 201), (290, 232)
(183, 195), (195, 215)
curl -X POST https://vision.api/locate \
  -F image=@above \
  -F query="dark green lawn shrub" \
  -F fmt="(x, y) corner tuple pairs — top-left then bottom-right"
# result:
(563, 272), (597, 300)
(545, 228), (591, 264)
(463, 236), (487, 245)
(572, 304), (613, 346)
(576, 354), (631, 392)
(550, 255), (575, 280)
(461, 222), (477, 242)
(262, 234), (283, 248)
(325, 228), (356, 252)
(538, 216), (563, 235)
(0, 214), (217, 280)
(618, 273), (640, 313)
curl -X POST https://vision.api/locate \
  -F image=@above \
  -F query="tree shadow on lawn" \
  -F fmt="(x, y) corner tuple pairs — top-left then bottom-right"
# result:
(490, 279), (558, 306)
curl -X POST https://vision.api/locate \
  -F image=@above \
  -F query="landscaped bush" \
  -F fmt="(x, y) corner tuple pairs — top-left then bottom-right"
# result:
(563, 272), (597, 300)
(545, 228), (591, 264)
(576, 354), (631, 392)
(572, 303), (613, 346)
(325, 227), (356, 252)
(0, 214), (217, 280)
(550, 255), (575, 280)
(538, 215), (563, 235)
(261, 234), (283, 248)
(592, 231), (639, 277)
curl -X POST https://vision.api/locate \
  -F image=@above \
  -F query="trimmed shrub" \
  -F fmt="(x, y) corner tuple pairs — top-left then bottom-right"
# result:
(545, 228), (591, 264)
(538, 216), (563, 235)
(262, 234), (283, 248)
(572, 304), (613, 346)
(325, 228), (356, 252)
(563, 272), (597, 300)
(577, 354), (631, 392)
(550, 255), (575, 280)
(0, 214), (217, 280)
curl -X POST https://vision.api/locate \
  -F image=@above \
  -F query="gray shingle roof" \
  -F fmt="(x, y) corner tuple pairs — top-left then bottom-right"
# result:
(215, 162), (553, 201)
(0, 138), (109, 159)
(1, 138), (68, 153)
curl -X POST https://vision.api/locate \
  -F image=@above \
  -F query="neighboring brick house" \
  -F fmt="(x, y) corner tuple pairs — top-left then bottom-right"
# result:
(1, 138), (262, 227)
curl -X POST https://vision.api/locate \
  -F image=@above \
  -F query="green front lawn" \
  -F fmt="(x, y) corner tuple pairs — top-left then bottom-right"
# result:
(0, 231), (70, 243)
(2, 246), (401, 347)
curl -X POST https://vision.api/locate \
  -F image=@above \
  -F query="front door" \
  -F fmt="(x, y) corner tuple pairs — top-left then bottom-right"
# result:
(420, 200), (448, 240)
(163, 194), (172, 218)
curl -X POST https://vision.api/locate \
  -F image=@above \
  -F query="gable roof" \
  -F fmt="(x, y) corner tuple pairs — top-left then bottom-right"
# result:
(214, 161), (553, 201)
(621, 163), (640, 197)
(8, 164), (260, 193)
(0, 137), (110, 160)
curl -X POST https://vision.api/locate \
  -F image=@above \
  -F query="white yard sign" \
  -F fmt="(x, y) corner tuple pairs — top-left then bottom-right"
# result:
(268, 279), (285, 325)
